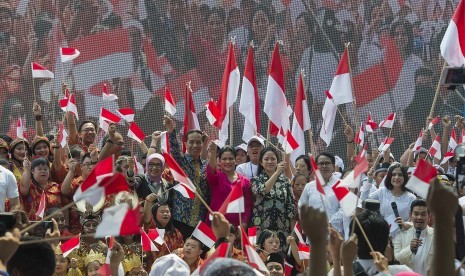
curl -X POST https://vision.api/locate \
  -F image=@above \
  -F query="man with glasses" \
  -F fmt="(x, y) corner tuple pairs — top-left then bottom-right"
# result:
(236, 136), (265, 179)
(67, 108), (98, 153)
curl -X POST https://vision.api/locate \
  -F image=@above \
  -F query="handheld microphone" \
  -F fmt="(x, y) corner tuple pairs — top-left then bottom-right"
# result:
(391, 202), (403, 230)
(412, 227), (422, 255)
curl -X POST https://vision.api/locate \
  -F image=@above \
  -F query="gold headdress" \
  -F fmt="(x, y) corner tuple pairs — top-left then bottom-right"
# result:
(84, 250), (105, 267)
(54, 243), (63, 255)
(122, 253), (142, 273)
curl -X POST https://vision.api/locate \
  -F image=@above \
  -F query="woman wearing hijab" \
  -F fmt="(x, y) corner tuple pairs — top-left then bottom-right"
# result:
(127, 153), (173, 204)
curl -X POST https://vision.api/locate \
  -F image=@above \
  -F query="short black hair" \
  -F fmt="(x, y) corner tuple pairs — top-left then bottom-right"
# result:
(184, 129), (203, 142)
(81, 152), (91, 163)
(257, 146), (280, 175)
(351, 210), (389, 259)
(218, 146), (236, 159)
(384, 163), (409, 191)
(295, 155), (311, 172)
(0, 134), (12, 144)
(316, 152), (335, 165)
(31, 157), (49, 171)
(410, 199), (429, 214)
(7, 236), (56, 276)
(257, 229), (279, 250)
(78, 120), (97, 132)
(120, 149), (132, 156)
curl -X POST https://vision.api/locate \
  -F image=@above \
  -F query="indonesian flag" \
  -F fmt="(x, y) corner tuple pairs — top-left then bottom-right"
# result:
(282, 130), (300, 154)
(148, 228), (165, 245)
(16, 118), (25, 140)
(355, 144), (367, 163)
(406, 159), (437, 199)
(60, 235), (80, 257)
(60, 47), (80, 63)
(58, 122), (68, 148)
(99, 108), (121, 133)
(164, 87), (176, 115)
(205, 99), (221, 127)
(354, 124), (365, 147)
(31, 62), (54, 78)
(413, 129), (423, 152)
(127, 122), (146, 143)
(198, 242), (230, 275)
(298, 242), (310, 260)
(217, 182), (244, 214)
(309, 156), (326, 196)
(366, 112), (377, 132)
(327, 48), (354, 105)
(441, 150), (455, 165)
(116, 108), (135, 123)
(248, 226), (257, 244)
(320, 96), (337, 146)
(291, 74), (311, 164)
(95, 204), (141, 238)
(192, 221), (217, 248)
(441, 0), (465, 67)
(159, 131), (170, 154)
(66, 94), (79, 120)
(162, 153), (196, 199)
(59, 89), (70, 111)
(428, 116), (440, 130)
(141, 228), (159, 252)
(133, 156), (144, 174)
(264, 43), (290, 140)
(35, 191), (46, 219)
(332, 179), (358, 216)
(379, 113), (396, 128)
(217, 42), (240, 147)
(285, 262), (293, 276)
(239, 226), (268, 272)
(182, 84), (200, 153)
(461, 129), (465, 144)
(294, 222), (304, 243)
(102, 83), (118, 102)
(378, 137), (395, 152)
(340, 156), (368, 189)
(239, 45), (260, 143)
(450, 128), (458, 151)
(429, 134), (442, 159)
(73, 156), (124, 204)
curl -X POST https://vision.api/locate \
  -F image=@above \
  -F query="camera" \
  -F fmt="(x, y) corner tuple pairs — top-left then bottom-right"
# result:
(455, 144), (465, 185)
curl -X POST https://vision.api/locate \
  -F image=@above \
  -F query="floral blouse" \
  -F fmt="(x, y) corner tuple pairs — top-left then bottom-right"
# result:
(65, 176), (84, 234)
(251, 172), (297, 245)
(21, 181), (62, 220)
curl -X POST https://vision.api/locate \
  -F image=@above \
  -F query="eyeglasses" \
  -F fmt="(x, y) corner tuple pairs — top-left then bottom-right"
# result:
(34, 168), (49, 172)
(317, 161), (332, 167)
(148, 163), (163, 168)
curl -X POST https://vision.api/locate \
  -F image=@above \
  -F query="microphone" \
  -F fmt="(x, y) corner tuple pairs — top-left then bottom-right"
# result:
(412, 227), (422, 255)
(391, 202), (403, 230)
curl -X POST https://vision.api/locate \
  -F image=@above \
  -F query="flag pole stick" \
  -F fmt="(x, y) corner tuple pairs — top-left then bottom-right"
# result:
(429, 61), (447, 119)
(300, 70), (316, 155)
(345, 42), (359, 154)
(19, 233), (95, 245)
(229, 107), (234, 146)
(354, 216), (375, 253)
(20, 201), (76, 234)
(32, 77), (37, 102)
(266, 120), (271, 147)
(239, 213), (244, 255)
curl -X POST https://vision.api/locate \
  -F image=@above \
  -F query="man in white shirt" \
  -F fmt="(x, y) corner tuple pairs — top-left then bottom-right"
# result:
(235, 136), (264, 179)
(393, 199), (434, 275)
(0, 164), (20, 212)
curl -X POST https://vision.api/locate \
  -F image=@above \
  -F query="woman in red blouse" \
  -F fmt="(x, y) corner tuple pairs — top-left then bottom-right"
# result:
(19, 157), (63, 220)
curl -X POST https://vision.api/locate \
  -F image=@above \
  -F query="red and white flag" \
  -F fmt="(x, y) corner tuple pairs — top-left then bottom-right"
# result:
(332, 179), (358, 216)
(198, 242), (230, 275)
(116, 108), (135, 123)
(60, 235), (80, 257)
(450, 128), (458, 151)
(354, 124), (365, 147)
(428, 134), (442, 160)
(294, 222), (304, 243)
(162, 153), (196, 199)
(16, 118), (25, 140)
(159, 131), (170, 154)
(60, 47), (80, 63)
(264, 43), (291, 142)
(428, 116), (440, 130)
(298, 242), (310, 260)
(355, 144), (367, 163)
(461, 129), (465, 144)
(291, 73), (311, 164)
(282, 130), (300, 154)
(182, 84), (200, 153)
(309, 156), (326, 196)
(366, 112), (377, 132)
(148, 228), (165, 245)
(239, 226), (268, 272)
(31, 62), (54, 78)
(133, 156), (144, 175)
(141, 228), (159, 252)
(217, 182), (244, 214)
(59, 89), (70, 111)
(164, 87), (177, 115)
(248, 226), (257, 245)
(441, 150), (455, 165)
(239, 45), (260, 143)
(58, 122), (68, 148)
(35, 191), (46, 219)
(341, 156), (368, 189)
(66, 94), (79, 120)
(320, 96), (337, 146)
(406, 159), (437, 199)
(99, 108), (121, 133)
(95, 204), (141, 237)
(285, 261), (293, 276)
(379, 113), (396, 128)
(441, 0), (465, 67)
(413, 129), (423, 152)
(378, 137), (395, 152)
(192, 221), (217, 248)
(217, 42), (240, 147)
(127, 122), (146, 144)
(205, 99), (221, 127)
(327, 48), (354, 105)
(102, 83), (118, 102)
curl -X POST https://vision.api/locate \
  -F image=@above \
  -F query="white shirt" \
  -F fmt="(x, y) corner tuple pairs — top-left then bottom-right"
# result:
(0, 166), (19, 212)
(236, 162), (258, 180)
(413, 229), (430, 275)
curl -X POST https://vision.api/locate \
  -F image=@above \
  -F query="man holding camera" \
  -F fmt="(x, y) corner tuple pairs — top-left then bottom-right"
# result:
(393, 199), (434, 275)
